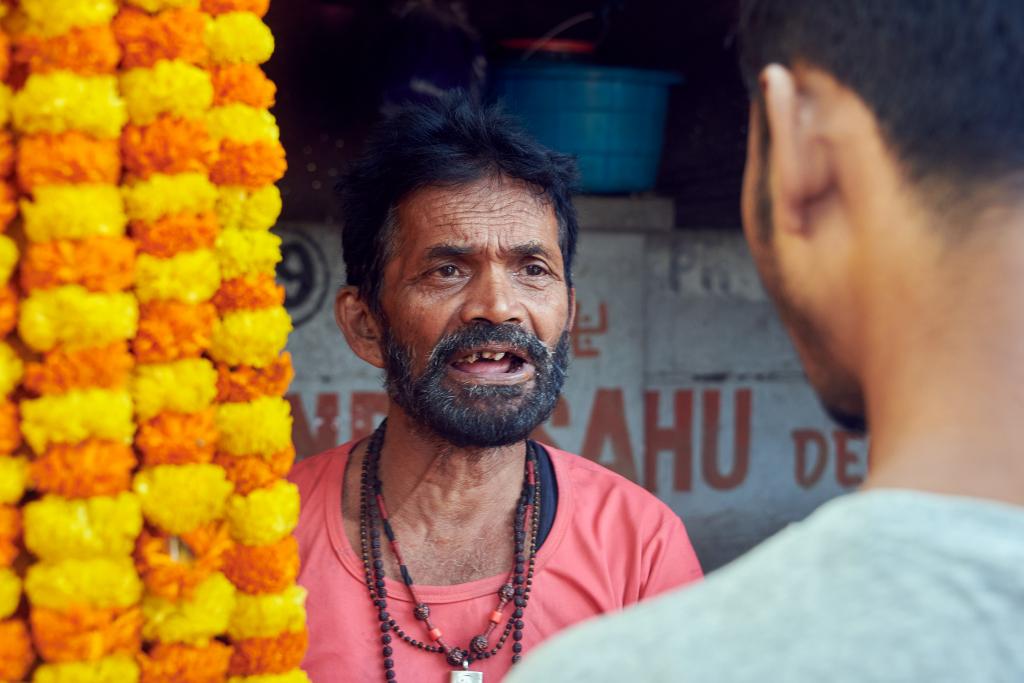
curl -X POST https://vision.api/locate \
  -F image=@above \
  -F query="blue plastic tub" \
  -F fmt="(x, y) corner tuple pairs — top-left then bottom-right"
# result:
(490, 63), (681, 194)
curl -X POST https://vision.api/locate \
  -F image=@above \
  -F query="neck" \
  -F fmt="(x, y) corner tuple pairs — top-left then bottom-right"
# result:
(862, 216), (1024, 506)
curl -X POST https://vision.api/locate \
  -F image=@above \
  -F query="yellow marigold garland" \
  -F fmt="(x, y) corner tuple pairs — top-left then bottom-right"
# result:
(133, 464), (233, 535)
(24, 493), (143, 560)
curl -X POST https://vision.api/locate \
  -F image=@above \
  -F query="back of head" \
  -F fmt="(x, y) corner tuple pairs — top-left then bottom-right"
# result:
(339, 93), (579, 312)
(739, 0), (1024, 206)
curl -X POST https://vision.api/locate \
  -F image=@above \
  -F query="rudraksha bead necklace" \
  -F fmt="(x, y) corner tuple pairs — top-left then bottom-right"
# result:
(359, 421), (542, 682)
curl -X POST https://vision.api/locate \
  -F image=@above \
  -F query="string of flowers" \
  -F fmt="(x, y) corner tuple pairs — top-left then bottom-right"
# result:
(202, 2), (307, 681)
(114, 2), (237, 681)
(0, 5), (35, 680)
(8, 1), (144, 681)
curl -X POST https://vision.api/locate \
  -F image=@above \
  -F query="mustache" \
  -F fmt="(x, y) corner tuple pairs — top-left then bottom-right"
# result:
(425, 323), (552, 369)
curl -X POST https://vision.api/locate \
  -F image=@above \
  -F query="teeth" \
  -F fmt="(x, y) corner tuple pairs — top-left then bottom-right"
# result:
(492, 352), (506, 361)
(462, 352), (479, 363)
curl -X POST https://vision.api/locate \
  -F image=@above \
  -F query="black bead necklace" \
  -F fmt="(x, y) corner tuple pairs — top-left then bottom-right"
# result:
(358, 422), (542, 682)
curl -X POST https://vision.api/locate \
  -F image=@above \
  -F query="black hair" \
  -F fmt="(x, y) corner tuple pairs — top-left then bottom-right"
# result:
(739, 0), (1024, 195)
(339, 92), (579, 311)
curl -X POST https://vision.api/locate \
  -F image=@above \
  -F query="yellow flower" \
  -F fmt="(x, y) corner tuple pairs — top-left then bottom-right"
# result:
(0, 456), (28, 505)
(122, 172), (218, 223)
(12, 72), (125, 138)
(209, 307), (292, 368)
(124, 0), (198, 11)
(206, 104), (279, 143)
(135, 250), (221, 305)
(207, 12), (275, 65)
(33, 656), (139, 683)
(0, 83), (11, 130)
(0, 567), (20, 620)
(120, 60), (213, 126)
(18, 0), (118, 37)
(24, 493), (142, 562)
(132, 358), (217, 421)
(228, 672), (312, 683)
(216, 395), (292, 457)
(20, 389), (135, 454)
(225, 479), (299, 546)
(228, 584), (306, 640)
(0, 341), (24, 397)
(141, 572), (235, 644)
(133, 464), (233, 535)
(217, 228), (281, 279)
(18, 287), (138, 352)
(21, 184), (127, 243)
(216, 185), (282, 232)
(0, 234), (18, 285)
(25, 557), (142, 610)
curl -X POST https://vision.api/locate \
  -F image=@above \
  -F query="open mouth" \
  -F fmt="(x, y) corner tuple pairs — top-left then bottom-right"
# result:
(448, 346), (533, 380)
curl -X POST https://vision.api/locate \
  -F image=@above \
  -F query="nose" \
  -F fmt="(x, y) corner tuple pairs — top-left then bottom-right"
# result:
(459, 264), (526, 326)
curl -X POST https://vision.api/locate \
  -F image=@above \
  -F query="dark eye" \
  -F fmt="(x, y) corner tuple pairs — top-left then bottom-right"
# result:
(436, 264), (459, 277)
(523, 264), (548, 277)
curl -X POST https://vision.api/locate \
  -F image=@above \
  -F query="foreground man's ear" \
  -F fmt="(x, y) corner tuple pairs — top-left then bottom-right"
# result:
(335, 286), (386, 369)
(761, 63), (833, 236)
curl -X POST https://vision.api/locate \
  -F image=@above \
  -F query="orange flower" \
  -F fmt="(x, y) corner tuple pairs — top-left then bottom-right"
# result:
(221, 535), (299, 595)
(0, 32), (9, 82)
(136, 409), (217, 466)
(0, 401), (20, 455)
(31, 440), (137, 499)
(134, 300), (217, 363)
(210, 139), (287, 188)
(130, 211), (218, 258)
(211, 63), (276, 108)
(214, 445), (294, 495)
(17, 132), (122, 192)
(135, 523), (233, 602)
(202, 0), (270, 17)
(31, 605), (142, 663)
(24, 342), (134, 395)
(0, 505), (21, 567)
(13, 24), (120, 76)
(213, 273), (285, 314)
(0, 132), (13, 179)
(0, 619), (33, 683)
(216, 352), (294, 403)
(0, 185), (16, 234)
(20, 236), (136, 293)
(113, 7), (208, 70)
(122, 115), (217, 180)
(229, 628), (308, 676)
(139, 641), (233, 683)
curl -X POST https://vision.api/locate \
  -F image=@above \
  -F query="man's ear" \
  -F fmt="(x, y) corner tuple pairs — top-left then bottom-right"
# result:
(335, 286), (385, 369)
(566, 286), (577, 333)
(760, 64), (832, 235)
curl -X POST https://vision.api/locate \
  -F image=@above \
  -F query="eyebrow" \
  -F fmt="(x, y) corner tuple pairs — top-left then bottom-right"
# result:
(422, 241), (555, 261)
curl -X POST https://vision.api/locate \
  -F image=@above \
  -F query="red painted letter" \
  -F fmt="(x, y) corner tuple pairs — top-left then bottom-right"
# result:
(793, 429), (828, 488)
(643, 389), (694, 493)
(581, 389), (638, 482)
(834, 431), (867, 487)
(351, 392), (388, 441)
(701, 389), (752, 490)
(288, 392), (339, 460)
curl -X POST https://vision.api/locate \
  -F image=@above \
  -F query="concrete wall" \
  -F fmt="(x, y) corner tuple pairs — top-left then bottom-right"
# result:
(277, 208), (866, 571)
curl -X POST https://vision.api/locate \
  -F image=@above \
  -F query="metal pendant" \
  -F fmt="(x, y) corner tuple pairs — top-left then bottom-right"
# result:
(449, 669), (483, 683)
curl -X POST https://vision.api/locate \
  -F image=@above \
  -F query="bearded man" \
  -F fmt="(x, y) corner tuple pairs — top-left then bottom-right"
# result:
(288, 95), (703, 683)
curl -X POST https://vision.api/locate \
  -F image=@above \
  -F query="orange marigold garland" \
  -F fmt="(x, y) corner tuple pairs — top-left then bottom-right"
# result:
(30, 440), (137, 499)
(16, 131), (122, 191)
(0, 618), (34, 682)
(0, 505), (20, 567)
(229, 628), (308, 676)
(211, 64), (276, 109)
(213, 273), (285, 314)
(202, 0), (271, 17)
(19, 235), (136, 292)
(131, 210), (219, 257)
(221, 535), (299, 596)
(136, 408), (218, 467)
(135, 523), (233, 602)
(12, 24), (120, 77)
(139, 641), (233, 683)
(122, 116), (218, 180)
(134, 300), (218, 363)
(30, 604), (143, 663)
(23, 341), (134, 394)
(113, 7), (209, 70)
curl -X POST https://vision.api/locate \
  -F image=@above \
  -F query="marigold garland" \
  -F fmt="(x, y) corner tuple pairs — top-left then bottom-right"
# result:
(205, 11), (274, 65)
(229, 628), (307, 676)
(136, 408), (217, 466)
(17, 0), (119, 39)
(23, 492), (143, 560)
(0, 566), (20, 618)
(17, 131), (122, 191)
(12, 24), (121, 76)
(113, 7), (209, 70)
(224, 479), (299, 547)
(122, 116), (217, 180)
(130, 211), (219, 258)
(25, 557), (143, 611)
(135, 522), (232, 602)
(214, 445), (293, 495)
(138, 641), (233, 683)
(134, 249), (221, 305)
(215, 353), (293, 403)
(0, 505), (20, 567)
(203, 0), (270, 17)
(206, 103), (278, 143)
(133, 463), (233, 535)
(21, 183), (127, 243)
(12, 71), (126, 137)
(23, 342), (134, 395)
(216, 228), (281, 279)
(0, 455), (27, 505)
(122, 171), (217, 223)
(0, 399), (21, 453)
(211, 63), (275, 108)
(213, 273), (285, 313)
(125, 0), (202, 12)
(120, 60), (213, 126)
(227, 670), (311, 683)
(215, 396), (292, 456)
(0, 285), (17, 337)
(30, 440), (136, 499)
(140, 571), (235, 644)
(20, 388), (135, 454)
(220, 535), (298, 597)
(227, 585), (306, 641)
(211, 138), (287, 188)
(0, 233), (18, 284)
(216, 184), (281, 231)
(209, 307), (291, 368)
(0, 618), (34, 682)
(0, 135), (14, 189)
(19, 287), (138, 352)
(33, 655), (140, 683)
(0, 340), (23, 396)
(20, 236), (136, 293)
(30, 604), (143, 663)
(134, 300), (217, 363)
(131, 357), (217, 421)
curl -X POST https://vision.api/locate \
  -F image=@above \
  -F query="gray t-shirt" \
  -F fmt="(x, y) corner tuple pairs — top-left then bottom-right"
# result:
(508, 490), (1024, 682)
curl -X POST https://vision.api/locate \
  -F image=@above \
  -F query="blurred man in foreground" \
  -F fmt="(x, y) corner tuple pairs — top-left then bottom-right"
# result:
(510, 1), (1024, 680)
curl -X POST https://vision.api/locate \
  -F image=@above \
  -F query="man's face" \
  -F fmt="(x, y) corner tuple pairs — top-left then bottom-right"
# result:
(741, 105), (867, 433)
(375, 176), (573, 448)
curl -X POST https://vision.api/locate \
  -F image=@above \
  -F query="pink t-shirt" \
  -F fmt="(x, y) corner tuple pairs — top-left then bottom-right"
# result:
(289, 441), (703, 683)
